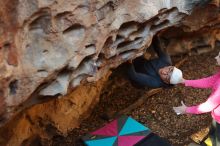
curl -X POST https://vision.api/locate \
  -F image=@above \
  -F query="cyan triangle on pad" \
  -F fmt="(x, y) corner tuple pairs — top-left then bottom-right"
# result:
(119, 117), (149, 136)
(85, 136), (117, 146)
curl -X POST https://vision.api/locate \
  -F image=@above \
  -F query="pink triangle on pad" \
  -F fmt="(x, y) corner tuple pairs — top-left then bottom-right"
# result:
(91, 120), (118, 136)
(118, 136), (145, 146)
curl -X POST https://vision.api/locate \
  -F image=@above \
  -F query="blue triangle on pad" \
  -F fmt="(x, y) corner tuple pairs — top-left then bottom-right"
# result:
(119, 117), (149, 136)
(85, 136), (117, 146)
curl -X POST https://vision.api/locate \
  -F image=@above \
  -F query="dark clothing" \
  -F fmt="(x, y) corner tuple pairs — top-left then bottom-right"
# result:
(127, 41), (172, 88)
(135, 133), (171, 146)
(203, 120), (220, 146)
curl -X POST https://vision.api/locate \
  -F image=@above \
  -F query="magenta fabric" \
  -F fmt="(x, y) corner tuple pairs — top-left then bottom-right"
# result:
(91, 120), (118, 136)
(118, 136), (145, 146)
(184, 70), (220, 123)
(83, 116), (151, 146)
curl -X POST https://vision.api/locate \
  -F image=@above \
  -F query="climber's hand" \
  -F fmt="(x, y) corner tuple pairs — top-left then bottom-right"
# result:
(173, 101), (187, 115)
(128, 59), (133, 64)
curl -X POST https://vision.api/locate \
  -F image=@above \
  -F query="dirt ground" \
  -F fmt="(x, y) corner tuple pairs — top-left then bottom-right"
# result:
(51, 47), (219, 146)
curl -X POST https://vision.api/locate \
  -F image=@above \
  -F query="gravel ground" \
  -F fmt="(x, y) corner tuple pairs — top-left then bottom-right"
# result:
(51, 47), (219, 146)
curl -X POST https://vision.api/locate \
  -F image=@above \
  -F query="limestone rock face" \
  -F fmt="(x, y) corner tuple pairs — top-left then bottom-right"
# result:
(0, 0), (220, 145)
